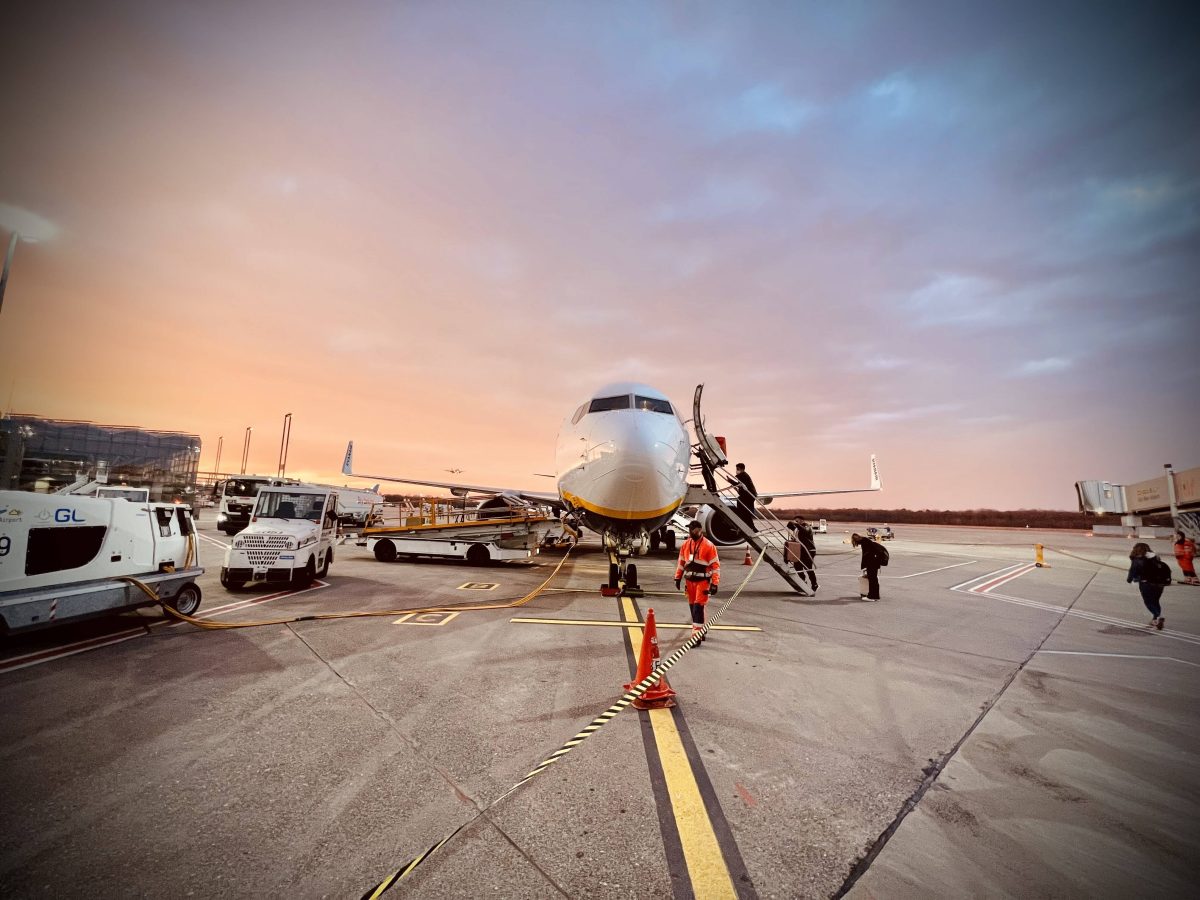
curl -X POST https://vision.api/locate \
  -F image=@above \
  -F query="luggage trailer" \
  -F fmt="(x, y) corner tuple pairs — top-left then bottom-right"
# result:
(344, 504), (555, 565)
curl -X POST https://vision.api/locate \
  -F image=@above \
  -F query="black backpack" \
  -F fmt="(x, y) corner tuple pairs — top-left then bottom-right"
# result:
(1143, 556), (1172, 586)
(876, 542), (890, 566)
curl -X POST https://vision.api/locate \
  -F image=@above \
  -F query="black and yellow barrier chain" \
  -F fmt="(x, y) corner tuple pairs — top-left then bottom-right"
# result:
(119, 546), (575, 630)
(359, 549), (767, 899)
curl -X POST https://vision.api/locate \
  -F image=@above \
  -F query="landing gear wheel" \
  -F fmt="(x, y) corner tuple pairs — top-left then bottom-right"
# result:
(373, 540), (397, 563)
(318, 549), (331, 578)
(665, 530), (676, 551)
(169, 583), (202, 616)
(626, 563), (639, 589)
(466, 543), (490, 566)
(293, 558), (316, 588)
(607, 563), (620, 590)
(649, 531), (661, 552)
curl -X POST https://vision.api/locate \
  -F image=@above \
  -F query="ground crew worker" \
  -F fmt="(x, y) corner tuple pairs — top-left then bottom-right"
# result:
(1174, 531), (1198, 585)
(675, 519), (721, 643)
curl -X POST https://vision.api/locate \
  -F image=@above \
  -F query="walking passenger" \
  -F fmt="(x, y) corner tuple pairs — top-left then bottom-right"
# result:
(1128, 542), (1171, 629)
(851, 532), (888, 601)
(675, 520), (721, 644)
(733, 463), (758, 532)
(1173, 531), (1198, 585)
(787, 516), (818, 591)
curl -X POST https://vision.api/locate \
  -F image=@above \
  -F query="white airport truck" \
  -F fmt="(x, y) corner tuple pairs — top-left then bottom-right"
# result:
(220, 484), (338, 590)
(0, 491), (203, 632)
(215, 476), (299, 535)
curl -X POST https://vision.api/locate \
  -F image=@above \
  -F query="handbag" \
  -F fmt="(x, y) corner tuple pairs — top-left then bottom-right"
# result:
(858, 574), (870, 595)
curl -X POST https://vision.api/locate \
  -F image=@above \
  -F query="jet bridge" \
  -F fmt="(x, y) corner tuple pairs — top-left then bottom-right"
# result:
(689, 385), (813, 595)
(1076, 464), (1199, 540)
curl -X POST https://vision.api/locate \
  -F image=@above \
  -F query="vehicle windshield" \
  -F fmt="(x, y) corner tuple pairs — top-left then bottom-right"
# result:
(256, 492), (326, 521)
(225, 479), (267, 498)
(634, 395), (673, 414)
(588, 394), (631, 413)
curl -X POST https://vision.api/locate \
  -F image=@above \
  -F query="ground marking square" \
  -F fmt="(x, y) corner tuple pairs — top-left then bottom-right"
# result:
(393, 611), (460, 626)
(458, 582), (499, 590)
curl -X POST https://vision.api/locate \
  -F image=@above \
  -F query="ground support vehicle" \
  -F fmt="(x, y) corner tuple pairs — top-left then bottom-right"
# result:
(215, 476), (299, 535)
(866, 526), (895, 541)
(220, 485), (337, 590)
(814, 518), (828, 533)
(344, 499), (552, 564)
(0, 491), (203, 632)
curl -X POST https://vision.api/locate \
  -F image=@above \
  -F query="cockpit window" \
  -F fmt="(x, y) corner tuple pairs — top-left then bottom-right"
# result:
(588, 394), (631, 413)
(634, 395), (673, 414)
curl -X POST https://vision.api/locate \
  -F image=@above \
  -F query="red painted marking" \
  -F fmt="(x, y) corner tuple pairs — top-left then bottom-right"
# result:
(972, 564), (1035, 594)
(735, 781), (757, 808)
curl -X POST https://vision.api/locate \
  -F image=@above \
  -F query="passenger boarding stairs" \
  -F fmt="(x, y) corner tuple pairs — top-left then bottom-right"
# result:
(687, 383), (812, 596)
(683, 484), (812, 595)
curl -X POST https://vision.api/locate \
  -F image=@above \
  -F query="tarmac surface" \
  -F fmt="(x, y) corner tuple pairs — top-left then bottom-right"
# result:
(1, 518), (1197, 898)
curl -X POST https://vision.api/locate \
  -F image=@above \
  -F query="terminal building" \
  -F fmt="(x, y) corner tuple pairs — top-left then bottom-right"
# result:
(0, 415), (201, 503)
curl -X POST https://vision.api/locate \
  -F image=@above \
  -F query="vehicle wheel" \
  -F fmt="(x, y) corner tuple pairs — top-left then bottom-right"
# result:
(373, 540), (397, 563)
(608, 562), (619, 589)
(665, 530), (676, 551)
(219, 571), (246, 592)
(293, 557), (316, 587)
(169, 583), (202, 616)
(466, 543), (490, 566)
(318, 549), (331, 578)
(649, 531), (661, 552)
(626, 563), (639, 588)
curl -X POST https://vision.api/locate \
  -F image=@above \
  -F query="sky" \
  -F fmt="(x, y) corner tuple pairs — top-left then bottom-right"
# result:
(1, 0), (1197, 510)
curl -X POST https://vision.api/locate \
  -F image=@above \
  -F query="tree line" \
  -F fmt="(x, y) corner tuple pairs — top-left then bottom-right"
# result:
(769, 506), (1173, 530)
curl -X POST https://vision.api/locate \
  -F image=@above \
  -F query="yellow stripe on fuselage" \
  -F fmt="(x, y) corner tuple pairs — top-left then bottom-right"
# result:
(561, 490), (682, 522)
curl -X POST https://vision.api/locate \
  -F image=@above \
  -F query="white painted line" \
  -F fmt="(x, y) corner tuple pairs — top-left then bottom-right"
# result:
(1, 581), (332, 675)
(896, 560), (979, 579)
(1036, 650), (1200, 667)
(198, 533), (230, 549)
(949, 563), (1027, 592)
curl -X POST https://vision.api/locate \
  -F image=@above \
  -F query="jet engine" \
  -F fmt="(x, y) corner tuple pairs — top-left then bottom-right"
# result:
(695, 501), (747, 546)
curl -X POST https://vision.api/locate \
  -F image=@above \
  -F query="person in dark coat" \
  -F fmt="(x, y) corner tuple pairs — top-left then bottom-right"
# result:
(787, 516), (818, 591)
(1128, 542), (1168, 629)
(851, 533), (886, 601)
(733, 463), (758, 532)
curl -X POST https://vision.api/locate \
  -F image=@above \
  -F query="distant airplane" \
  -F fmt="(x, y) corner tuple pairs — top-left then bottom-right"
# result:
(445, 468), (463, 474)
(343, 381), (879, 591)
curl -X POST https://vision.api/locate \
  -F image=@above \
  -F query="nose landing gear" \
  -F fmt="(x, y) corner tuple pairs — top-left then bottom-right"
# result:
(601, 533), (646, 597)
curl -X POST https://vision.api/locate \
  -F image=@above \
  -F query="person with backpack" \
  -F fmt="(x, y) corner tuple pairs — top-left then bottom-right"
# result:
(1128, 542), (1172, 629)
(787, 516), (818, 591)
(851, 532), (889, 601)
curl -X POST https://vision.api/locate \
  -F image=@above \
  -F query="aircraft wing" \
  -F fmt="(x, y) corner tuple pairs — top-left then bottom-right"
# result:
(756, 455), (882, 505)
(341, 441), (563, 508)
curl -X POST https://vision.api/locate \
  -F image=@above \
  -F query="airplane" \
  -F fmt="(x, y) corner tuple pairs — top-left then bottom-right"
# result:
(342, 381), (880, 593)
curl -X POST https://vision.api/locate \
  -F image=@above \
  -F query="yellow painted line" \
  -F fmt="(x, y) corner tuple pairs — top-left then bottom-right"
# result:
(561, 490), (682, 522)
(511, 616), (760, 632)
(621, 597), (737, 900)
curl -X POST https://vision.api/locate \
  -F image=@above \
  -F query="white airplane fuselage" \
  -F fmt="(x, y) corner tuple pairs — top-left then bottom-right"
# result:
(554, 382), (691, 540)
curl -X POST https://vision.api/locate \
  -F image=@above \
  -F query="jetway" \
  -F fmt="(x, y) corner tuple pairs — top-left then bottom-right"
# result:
(1076, 464), (1200, 541)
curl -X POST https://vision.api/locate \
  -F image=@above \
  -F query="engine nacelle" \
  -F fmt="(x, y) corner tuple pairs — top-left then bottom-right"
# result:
(696, 501), (746, 546)
(476, 496), (521, 518)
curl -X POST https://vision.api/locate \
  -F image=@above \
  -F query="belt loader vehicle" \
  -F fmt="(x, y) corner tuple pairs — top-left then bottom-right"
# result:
(0, 491), (203, 632)
(220, 484), (338, 590)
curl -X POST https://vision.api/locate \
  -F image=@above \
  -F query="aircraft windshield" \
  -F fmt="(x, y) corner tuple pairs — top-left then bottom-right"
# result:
(588, 395), (631, 413)
(256, 492), (326, 521)
(634, 395), (673, 414)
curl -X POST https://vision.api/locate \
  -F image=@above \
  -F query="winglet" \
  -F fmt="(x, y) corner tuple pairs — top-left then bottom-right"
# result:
(342, 441), (354, 476)
(870, 454), (881, 490)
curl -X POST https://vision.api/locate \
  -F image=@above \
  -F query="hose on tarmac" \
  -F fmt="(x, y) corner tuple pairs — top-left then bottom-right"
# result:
(118, 544), (576, 630)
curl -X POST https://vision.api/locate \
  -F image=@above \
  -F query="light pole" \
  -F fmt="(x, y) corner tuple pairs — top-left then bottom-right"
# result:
(277, 413), (292, 478)
(0, 231), (18, 319)
(214, 436), (223, 474)
(1165, 463), (1178, 522)
(240, 427), (253, 475)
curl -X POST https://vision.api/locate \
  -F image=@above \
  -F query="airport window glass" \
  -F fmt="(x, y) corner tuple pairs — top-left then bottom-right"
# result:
(588, 395), (631, 413)
(634, 396), (673, 415)
(26, 526), (108, 576)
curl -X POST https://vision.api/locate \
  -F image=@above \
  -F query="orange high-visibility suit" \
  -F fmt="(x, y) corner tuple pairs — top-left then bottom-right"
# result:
(675, 535), (721, 637)
(1175, 535), (1197, 582)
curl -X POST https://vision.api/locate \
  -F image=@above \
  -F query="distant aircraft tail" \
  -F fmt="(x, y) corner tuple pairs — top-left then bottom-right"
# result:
(342, 441), (354, 476)
(870, 454), (881, 490)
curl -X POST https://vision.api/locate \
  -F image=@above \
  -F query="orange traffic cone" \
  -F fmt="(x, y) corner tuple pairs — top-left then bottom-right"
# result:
(623, 608), (676, 709)
(743, 546), (753, 565)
